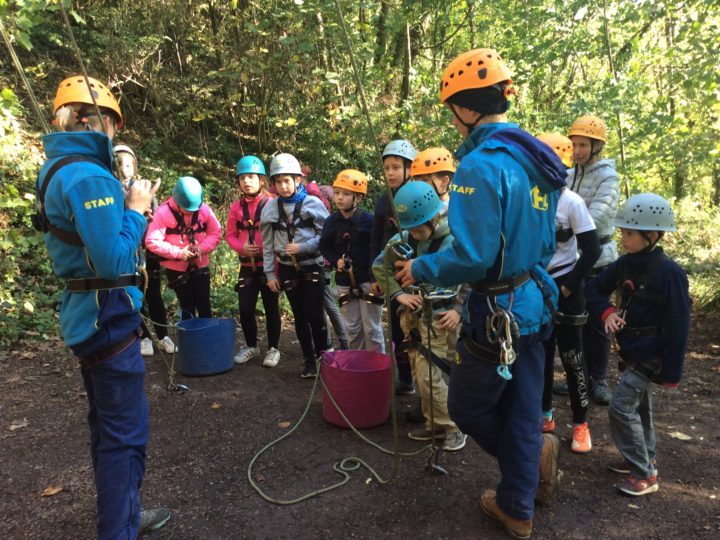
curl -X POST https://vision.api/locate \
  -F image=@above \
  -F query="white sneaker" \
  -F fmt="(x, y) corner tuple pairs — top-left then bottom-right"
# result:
(262, 347), (281, 367)
(158, 336), (178, 353)
(234, 346), (260, 364)
(140, 337), (154, 357)
(442, 432), (467, 452)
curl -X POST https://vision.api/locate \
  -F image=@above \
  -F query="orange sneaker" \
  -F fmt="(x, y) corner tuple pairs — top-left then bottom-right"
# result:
(571, 422), (592, 454)
(542, 415), (556, 433)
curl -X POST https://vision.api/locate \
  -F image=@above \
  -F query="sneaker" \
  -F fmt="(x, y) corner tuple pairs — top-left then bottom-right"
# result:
(617, 474), (659, 496)
(140, 338), (154, 357)
(571, 422), (592, 454)
(234, 346), (260, 364)
(480, 490), (532, 539)
(408, 427), (445, 441)
(139, 507), (171, 534)
(395, 380), (416, 395)
(553, 380), (569, 396)
(301, 362), (317, 378)
(262, 347), (281, 367)
(591, 380), (612, 406)
(158, 336), (177, 354)
(442, 431), (467, 452)
(536, 433), (560, 504)
(542, 413), (556, 434)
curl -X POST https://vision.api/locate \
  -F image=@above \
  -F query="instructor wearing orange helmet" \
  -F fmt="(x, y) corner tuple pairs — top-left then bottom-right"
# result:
(36, 75), (169, 537)
(396, 49), (566, 538)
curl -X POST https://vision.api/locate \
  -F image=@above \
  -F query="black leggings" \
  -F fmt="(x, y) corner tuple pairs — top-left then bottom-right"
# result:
(166, 267), (212, 320)
(141, 256), (169, 339)
(278, 263), (328, 364)
(236, 266), (281, 349)
(542, 274), (590, 424)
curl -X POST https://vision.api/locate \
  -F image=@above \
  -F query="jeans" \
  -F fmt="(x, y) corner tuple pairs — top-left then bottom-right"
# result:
(81, 339), (148, 539)
(608, 360), (660, 478)
(448, 320), (549, 521)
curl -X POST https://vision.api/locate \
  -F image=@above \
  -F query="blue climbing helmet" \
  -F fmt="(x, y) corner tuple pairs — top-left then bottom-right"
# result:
(381, 139), (417, 162)
(236, 155), (266, 177)
(173, 176), (203, 212)
(394, 181), (443, 229)
(614, 193), (676, 232)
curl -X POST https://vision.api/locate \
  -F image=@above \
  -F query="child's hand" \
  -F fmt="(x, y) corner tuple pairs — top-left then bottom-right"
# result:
(604, 312), (626, 334)
(370, 282), (383, 296)
(436, 309), (461, 330)
(179, 246), (195, 260)
(267, 279), (282, 293)
(244, 243), (260, 256)
(336, 258), (345, 271)
(397, 293), (423, 311)
(285, 243), (301, 256)
(560, 285), (571, 298)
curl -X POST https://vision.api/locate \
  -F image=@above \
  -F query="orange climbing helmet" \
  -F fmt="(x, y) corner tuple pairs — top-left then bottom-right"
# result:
(53, 75), (123, 128)
(568, 115), (606, 143)
(537, 132), (573, 168)
(333, 169), (368, 195)
(440, 48), (513, 103)
(411, 147), (456, 177)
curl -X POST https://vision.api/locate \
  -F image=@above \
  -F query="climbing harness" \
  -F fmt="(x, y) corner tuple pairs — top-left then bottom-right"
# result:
(615, 250), (668, 338)
(272, 200), (318, 270)
(236, 195), (267, 268)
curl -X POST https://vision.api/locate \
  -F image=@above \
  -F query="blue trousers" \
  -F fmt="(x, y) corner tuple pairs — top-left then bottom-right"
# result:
(448, 324), (547, 521)
(81, 340), (148, 539)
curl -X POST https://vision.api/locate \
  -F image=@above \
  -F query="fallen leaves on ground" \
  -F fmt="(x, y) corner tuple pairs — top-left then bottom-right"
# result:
(41, 486), (64, 497)
(9, 418), (29, 431)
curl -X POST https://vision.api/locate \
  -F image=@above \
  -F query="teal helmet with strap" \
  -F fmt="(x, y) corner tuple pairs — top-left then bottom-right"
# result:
(614, 193), (676, 232)
(236, 155), (266, 177)
(394, 181), (443, 229)
(382, 140), (417, 162)
(173, 176), (203, 212)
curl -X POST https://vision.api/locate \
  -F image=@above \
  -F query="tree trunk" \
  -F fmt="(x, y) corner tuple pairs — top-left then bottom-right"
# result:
(374, 1), (389, 65)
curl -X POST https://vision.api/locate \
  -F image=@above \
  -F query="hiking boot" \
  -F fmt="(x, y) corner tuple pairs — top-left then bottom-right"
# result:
(591, 380), (612, 405)
(617, 474), (659, 496)
(535, 433), (560, 504)
(139, 507), (171, 534)
(140, 338), (154, 357)
(542, 414), (556, 434)
(480, 490), (532, 539)
(571, 422), (592, 454)
(408, 427), (445, 441)
(234, 346), (260, 364)
(442, 432), (467, 452)
(405, 402), (425, 424)
(262, 347), (281, 367)
(395, 380), (416, 395)
(301, 362), (317, 378)
(158, 336), (178, 354)
(553, 380), (569, 396)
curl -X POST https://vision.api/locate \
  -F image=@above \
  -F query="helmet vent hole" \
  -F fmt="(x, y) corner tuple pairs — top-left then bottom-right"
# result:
(458, 70), (464, 76)
(478, 68), (488, 79)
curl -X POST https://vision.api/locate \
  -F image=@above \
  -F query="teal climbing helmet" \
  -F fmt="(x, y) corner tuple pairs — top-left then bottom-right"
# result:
(173, 176), (203, 212)
(614, 193), (676, 232)
(236, 155), (266, 177)
(382, 139), (417, 162)
(394, 181), (443, 229)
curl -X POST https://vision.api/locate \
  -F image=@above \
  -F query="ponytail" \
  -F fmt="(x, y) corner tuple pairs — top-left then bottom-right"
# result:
(54, 104), (80, 131)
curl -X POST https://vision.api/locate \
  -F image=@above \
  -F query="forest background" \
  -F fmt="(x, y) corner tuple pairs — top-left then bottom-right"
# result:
(1, 0), (719, 346)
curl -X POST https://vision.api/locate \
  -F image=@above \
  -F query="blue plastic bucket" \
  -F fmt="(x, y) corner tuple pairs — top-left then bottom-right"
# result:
(177, 317), (236, 376)
(321, 350), (392, 429)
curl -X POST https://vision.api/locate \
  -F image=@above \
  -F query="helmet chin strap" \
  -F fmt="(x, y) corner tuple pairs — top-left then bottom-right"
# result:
(448, 103), (484, 132)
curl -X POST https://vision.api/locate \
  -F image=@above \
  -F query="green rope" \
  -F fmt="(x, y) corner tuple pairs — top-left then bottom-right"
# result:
(0, 17), (52, 134)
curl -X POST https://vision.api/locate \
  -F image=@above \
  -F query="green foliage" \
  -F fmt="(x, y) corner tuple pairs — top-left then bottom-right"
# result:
(1, 0), (720, 345)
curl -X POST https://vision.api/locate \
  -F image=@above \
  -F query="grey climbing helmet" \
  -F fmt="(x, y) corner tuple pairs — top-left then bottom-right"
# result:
(614, 193), (676, 232)
(381, 139), (417, 162)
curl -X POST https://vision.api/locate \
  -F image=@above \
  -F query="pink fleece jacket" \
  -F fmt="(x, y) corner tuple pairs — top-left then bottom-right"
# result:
(226, 192), (274, 269)
(146, 197), (222, 272)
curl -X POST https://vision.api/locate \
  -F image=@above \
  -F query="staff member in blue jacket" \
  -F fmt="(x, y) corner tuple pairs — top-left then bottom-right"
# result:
(396, 49), (566, 539)
(36, 75), (169, 538)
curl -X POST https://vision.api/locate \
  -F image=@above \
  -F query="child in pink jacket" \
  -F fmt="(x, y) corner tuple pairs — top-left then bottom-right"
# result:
(146, 176), (222, 319)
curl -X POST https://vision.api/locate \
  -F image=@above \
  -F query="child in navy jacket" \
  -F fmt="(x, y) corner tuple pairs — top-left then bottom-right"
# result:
(585, 193), (691, 497)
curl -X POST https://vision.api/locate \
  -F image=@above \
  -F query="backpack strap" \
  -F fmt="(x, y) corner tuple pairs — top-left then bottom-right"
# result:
(33, 155), (108, 246)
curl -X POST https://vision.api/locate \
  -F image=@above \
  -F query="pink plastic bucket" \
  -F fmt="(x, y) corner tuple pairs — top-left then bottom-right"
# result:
(321, 350), (392, 429)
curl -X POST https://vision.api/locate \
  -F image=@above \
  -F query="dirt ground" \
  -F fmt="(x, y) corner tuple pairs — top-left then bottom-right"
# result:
(2, 311), (720, 539)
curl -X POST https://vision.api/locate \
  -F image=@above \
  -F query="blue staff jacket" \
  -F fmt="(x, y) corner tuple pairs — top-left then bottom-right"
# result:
(412, 122), (566, 335)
